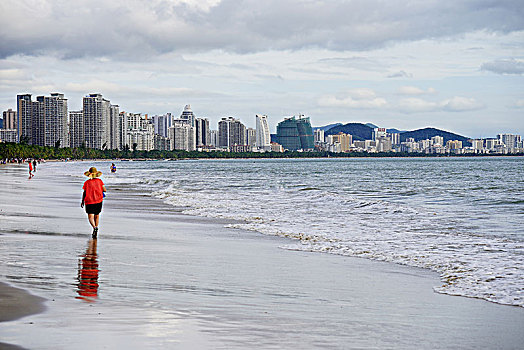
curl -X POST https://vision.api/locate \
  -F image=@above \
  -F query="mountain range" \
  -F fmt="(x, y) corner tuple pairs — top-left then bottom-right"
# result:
(315, 123), (472, 146)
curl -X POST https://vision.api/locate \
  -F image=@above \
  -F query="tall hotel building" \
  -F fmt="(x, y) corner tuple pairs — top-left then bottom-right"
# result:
(255, 114), (271, 151)
(195, 117), (210, 146)
(123, 113), (154, 151)
(69, 111), (84, 148)
(3, 109), (16, 130)
(1, 109), (17, 143)
(16, 94), (33, 144)
(83, 93), (119, 149)
(180, 104), (195, 127)
(151, 113), (172, 138)
(16, 93), (68, 147)
(109, 104), (120, 150)
(218, 117), (246, 148)
(170, 120), (196, 151)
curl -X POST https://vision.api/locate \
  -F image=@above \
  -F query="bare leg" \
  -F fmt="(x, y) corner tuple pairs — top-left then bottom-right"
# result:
(94, 214), (100, 228)
(88, 214), (96, 229)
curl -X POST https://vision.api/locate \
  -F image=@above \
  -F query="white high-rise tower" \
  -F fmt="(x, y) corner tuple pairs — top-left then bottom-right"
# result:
(180, 105), (195, 127)
(256, 114), (271, 151)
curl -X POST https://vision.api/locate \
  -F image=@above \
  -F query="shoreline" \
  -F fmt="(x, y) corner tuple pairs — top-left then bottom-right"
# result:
(1, 161), (523, 349)
(0, 282), (46, 323)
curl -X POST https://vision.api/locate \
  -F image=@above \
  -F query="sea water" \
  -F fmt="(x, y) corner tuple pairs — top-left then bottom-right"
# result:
(55, 157), (524, 307)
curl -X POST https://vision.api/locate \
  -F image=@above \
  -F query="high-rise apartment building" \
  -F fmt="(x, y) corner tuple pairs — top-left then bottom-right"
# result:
(314, 129), (325, 144)
(180, 105), (195, 127)
(0, 108), (17, 143)
(170, 121), (196, 151)
(390, 133), (400, 145)
(195, 117), (210, 146)
(218, 117), (246, 148)
(15, 93), (68, 147)
(446, 140), (462, 150)
(274, 115), (314, 151)
(123, 113), (154, 151)
(471, 139), (484, 151)
(3, 109), (16, 129)
(209, 130), (218, 147)
(327, 132), (352, 152)
(246, 128), (256, 147)
(69, 111), (84, 148)
(151, 113), (172, 138)
(498, 134), (521, 150)
(109, 104), (120, 150)
(376, 136), (392, 152)
(17, 94), (33, 144)
(255, 114), (271, 151)
(83, 93), (111, 149)
(35, 93), (68, 147)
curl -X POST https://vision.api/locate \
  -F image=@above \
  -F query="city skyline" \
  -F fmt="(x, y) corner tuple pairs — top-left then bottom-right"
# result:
(3, 91), (524, 141)
(1, 1), (523, 138)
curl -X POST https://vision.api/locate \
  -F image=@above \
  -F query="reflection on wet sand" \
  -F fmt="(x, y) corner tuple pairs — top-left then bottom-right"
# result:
(76, 239), (99, 302)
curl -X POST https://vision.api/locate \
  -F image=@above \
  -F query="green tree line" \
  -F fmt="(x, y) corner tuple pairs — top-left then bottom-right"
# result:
(1, 142), (521, 161)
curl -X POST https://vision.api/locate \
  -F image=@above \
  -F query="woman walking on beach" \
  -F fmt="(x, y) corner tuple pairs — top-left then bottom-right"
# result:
(28, 160), (34, 178)
(81, 167), (106, 238)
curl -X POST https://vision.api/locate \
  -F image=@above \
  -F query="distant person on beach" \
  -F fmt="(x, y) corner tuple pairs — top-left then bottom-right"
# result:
(28, 160), (34, 178)
(32, 159), (37, 172)
(110, 163), (117, 173)
(81, 167), (106, 238)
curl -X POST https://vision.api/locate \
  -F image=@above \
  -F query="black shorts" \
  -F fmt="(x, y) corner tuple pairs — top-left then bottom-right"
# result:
(85, 202), (103, 215)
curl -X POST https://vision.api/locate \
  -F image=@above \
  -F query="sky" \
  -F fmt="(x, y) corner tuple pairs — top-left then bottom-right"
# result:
(1, 0), (523, 138)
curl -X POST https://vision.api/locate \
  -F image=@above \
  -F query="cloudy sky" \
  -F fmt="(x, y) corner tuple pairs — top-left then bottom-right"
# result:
(1, 0), (523, 137)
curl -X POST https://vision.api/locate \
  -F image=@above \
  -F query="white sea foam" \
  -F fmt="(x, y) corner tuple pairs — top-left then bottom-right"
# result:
(51, 158), (524, 307)
(148, 158), (524, 307)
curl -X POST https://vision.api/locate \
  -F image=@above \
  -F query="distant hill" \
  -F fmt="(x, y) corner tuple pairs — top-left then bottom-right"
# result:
(313, 123), (342, 132)
(325, 123), (373, 141)
(400, 127), (471, 146)
(323, 124), (470, 145)
(365, 123), (379, 129)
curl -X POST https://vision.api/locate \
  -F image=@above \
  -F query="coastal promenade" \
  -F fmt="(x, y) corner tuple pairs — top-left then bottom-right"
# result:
(0, 162), (523, 349)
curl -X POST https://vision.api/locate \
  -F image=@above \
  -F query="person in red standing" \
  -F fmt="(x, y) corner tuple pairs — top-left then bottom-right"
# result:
(28, 159), (34, 179)
(81, 167), (106, 238)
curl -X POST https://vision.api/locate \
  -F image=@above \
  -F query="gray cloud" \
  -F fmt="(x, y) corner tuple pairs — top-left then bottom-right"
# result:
(481, 58), (524, 75)
(388, 70), (413, 78)
(1, 0), (524, 59)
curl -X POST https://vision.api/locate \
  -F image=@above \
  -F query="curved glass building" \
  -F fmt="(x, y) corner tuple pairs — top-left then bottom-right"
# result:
(275, 115), (314, 151)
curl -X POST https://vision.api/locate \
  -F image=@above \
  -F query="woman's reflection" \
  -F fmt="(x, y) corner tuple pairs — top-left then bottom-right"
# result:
(76, 239), (99, 301)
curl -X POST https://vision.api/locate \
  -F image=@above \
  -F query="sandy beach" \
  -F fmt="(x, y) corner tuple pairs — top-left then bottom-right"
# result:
(0, 161), (523, 349)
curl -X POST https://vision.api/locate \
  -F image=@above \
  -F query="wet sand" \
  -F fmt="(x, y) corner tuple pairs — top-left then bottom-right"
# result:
(0, 282), (46, 322)
(0, 161), (523, 349)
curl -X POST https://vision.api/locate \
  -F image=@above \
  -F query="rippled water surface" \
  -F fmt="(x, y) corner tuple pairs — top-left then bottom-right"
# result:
(56, 157), (524, 307)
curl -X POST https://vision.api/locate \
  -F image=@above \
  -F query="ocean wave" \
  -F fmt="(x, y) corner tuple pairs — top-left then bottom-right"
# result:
(137, 158), (524, 308)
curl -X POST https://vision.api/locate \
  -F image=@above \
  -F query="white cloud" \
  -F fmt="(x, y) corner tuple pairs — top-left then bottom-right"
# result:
(398, 96), (483, 113)
(397, 86), (436, 95)
(318, 89), (387, 109)
(398, 98), (439, 112)
(440, 96), (483, 112)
